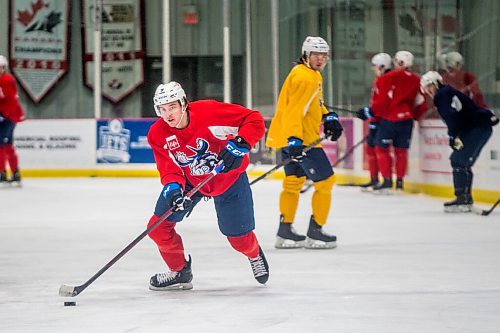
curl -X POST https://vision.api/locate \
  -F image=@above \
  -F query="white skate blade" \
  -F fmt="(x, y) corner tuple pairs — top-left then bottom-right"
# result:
(372, 188), (393, 195)
(305, 237), (337, 249)
(444, 204), (472, 213)
(149, 282), (193, 291)
(275, 237), (304, 249)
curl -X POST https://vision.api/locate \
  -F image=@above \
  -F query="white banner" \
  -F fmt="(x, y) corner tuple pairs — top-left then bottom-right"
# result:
(82, 0), (144, 104)
(14, 119), (96, 169)
(418, 120), (451, 174)
(9, 0), (70, 103)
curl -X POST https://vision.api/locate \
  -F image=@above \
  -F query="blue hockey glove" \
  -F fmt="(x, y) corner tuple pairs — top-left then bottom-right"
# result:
(448, 136), (463, 151)
(356, 107), (373, 121)
(287, 137), (305, 162)
(0, 115), (4, 122)
(323, 112), (343, 141)
(162, 182), (192, 212)
(218, 136), (251, 173)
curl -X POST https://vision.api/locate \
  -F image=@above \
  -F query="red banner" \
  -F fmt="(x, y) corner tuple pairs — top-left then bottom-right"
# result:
(9, 0), (71, 103)
(81, 0), (144, 104)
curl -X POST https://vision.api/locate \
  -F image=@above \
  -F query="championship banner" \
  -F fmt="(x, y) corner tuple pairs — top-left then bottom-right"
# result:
(9, 0), (70, 103)
(82, 0), (144, 104)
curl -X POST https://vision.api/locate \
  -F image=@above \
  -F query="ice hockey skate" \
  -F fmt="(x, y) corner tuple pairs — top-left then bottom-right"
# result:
(275, 215), (306, 249)
(372, 178), (393, 195)
(305, 216), (337, 249)
(149, 255), (193, 291)
(0, 172), (9, 188)
(248, 246), (269, 284)
(360, 179), (378, 192)
(9, 170), (22, 187)
(444, 195), (472, 213)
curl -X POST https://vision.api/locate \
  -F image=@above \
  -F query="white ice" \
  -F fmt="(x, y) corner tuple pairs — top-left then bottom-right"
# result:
(1, 177), (499, 333)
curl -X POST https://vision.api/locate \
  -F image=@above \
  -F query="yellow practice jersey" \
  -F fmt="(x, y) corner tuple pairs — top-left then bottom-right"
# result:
(266, 63), (328, 148)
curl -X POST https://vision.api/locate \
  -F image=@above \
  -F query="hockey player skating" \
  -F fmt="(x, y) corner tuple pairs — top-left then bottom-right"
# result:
(356, 52), (392, 191)
(0, 55), (24, 186)
(420, 71), (498, 212)
(356, 51), (426, 194)
(266, 36), (343, 249)
(441, 51), (487, 108)
(146, 81), (268, 290)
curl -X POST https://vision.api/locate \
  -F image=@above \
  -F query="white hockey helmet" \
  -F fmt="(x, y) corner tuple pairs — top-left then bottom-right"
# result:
(371, 53), (392, 69)
(445, 51), (464, 70)
(153, 81), (187, 117)
(394, 50), (414, 68)
(420, 71), (443, 88)
(302, 36), (329, 57)
(0, 55), (7, 68)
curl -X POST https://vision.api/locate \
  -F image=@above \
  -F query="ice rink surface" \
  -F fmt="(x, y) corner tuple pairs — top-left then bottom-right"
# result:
(1, 177), (499, 333)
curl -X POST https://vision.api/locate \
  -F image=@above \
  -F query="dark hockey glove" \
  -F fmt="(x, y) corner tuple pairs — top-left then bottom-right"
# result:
(323, 112), (343, 141)
(448, 136), (464, 151)
(162, 182), (192, 212)
(356, 107), (373, 121)
(218, 136), (251, 173)
(287, 137), (305, 162)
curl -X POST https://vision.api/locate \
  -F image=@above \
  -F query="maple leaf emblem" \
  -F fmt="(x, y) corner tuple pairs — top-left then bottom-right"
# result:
(17, 0), (48, 26)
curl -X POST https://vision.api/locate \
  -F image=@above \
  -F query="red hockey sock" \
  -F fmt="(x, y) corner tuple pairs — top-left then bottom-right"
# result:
(5, 145), (19, 172)
(375, 146), (392, 179)
(366, 145), (379, 180)
(147, 215), (186, 272)
(227, 232), (259, 258)
(0, 146), (7, 172)
(394, 147), (408, 179)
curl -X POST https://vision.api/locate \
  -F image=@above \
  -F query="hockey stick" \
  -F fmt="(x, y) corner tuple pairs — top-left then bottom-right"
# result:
(472, 198), (500, 216)
(59, 163), (225, 297)
(300, 135), (368, 194)
(324, 104), (358, 115)
(249, 137), (325, 186)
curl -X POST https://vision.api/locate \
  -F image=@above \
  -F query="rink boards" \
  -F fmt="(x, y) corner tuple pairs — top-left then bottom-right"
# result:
(13, 117), (500, 204)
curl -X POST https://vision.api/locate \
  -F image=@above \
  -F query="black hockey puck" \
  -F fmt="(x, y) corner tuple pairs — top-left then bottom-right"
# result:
(64, 301), (76, 306)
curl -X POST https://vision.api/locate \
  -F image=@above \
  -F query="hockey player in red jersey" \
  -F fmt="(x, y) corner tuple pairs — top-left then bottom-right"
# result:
(0, 55), (25, 185)
(146, 81), (269, 290)
(357, 51), (426, 193)
(441, 52), (487, 108)
(357, 52), (392, 190)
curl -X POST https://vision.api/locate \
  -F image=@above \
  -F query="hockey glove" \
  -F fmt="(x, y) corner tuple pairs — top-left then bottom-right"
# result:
(162, 182), (192, 212)
(323, 112), (343, 141)
(356, 107), (373, 121)
(449, 136), (464, 151)
(218, 136), (251, 173)
(0, 115), (4, 122)
(287, 137), (305, 162)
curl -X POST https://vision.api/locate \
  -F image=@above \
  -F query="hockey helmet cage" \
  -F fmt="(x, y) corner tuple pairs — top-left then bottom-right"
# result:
(153, 81), (187, 117)
(445, 51), (464, 70)
(394, 50), (414, 68)
(0, 55), (7, 68)
(420, 71), (443, 89)
(302, 36), (329, 57)
(371, 53), (392, 69)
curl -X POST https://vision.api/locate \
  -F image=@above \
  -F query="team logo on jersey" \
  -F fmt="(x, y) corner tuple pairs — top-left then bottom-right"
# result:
(174, 138), (218, 176)
(164, 135), (180, 150)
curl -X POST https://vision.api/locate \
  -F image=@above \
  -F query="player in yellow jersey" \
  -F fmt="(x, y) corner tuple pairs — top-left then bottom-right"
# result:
(266, 36), (343, 249)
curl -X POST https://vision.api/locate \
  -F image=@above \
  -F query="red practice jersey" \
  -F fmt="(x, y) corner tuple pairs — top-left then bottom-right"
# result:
(0, 72), (24, 123)
(371, 69), (426, 122)
(147, 100), (265, 197)
(442, 70), (487, 108)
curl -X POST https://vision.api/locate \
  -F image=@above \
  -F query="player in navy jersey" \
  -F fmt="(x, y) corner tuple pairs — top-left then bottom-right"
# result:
(146, 81), (268, 290)
(421, 71), (498, 212)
